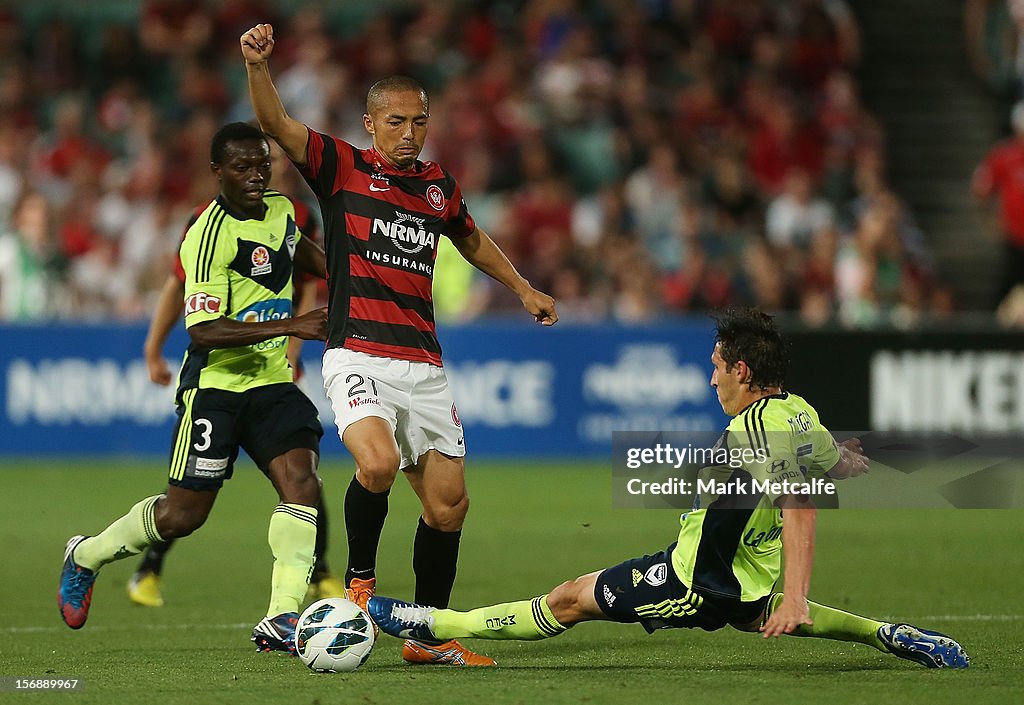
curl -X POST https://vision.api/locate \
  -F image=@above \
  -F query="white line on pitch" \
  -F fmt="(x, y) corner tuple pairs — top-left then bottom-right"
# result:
(4, 623), (251, 634)
(5, 615), (1023, 635)
(915, 615), (1024, 622)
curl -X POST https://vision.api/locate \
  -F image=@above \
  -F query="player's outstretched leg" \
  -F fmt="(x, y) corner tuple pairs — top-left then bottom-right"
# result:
(127, 539), (175, 607)
(762, 593), (970, 668)
(370, 594), (569, 645)
(58, 495), (165, 629)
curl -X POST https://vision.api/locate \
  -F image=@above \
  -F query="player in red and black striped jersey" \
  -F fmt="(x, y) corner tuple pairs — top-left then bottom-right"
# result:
(243, 23), (557, 666)
(130, 168), (344, 609)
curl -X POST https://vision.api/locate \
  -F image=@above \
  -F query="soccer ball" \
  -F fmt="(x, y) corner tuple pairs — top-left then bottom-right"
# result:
(295, 598), (375, 672)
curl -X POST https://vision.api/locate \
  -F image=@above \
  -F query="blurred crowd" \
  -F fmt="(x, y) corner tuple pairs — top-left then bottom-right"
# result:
(0, 0), (953, 327)
(966, 0), (1024, 325)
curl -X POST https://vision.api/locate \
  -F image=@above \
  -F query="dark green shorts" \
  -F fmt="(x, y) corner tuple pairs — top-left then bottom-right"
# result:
(594, 543), (769, 633)
(168, 383), (322, 490)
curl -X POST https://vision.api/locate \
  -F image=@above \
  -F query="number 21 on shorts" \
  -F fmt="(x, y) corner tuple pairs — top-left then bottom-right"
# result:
(346, 373), (378, 397)
(345, 373), (380, 409)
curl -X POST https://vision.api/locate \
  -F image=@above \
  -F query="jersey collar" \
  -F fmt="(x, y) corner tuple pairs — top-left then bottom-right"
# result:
(735, 391), (788, 416)
(370, 147), (424, 176)
(217, 194), (266, 221)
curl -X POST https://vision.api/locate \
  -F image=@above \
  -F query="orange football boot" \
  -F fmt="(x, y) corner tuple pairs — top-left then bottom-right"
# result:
(402, 639), (496, 666)
(346, 577), (379, 637)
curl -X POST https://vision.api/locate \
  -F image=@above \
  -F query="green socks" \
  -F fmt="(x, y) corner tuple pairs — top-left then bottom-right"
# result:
(431, 595), (568, 641)
(767, 593), (887, 651)
(267, 503), (318, 617)
(74, 496), (163, 571)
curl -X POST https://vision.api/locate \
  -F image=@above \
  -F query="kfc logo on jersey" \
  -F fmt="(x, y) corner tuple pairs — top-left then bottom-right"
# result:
(426, 185), (445, 211)
(251, 246), (272, 275)
(184, 292), (221, 316)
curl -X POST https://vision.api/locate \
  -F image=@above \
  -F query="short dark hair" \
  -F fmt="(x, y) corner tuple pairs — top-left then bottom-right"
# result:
(210, 122), (267, 165)
(713, 308), (788, 392)
(366, 75), (428, 114)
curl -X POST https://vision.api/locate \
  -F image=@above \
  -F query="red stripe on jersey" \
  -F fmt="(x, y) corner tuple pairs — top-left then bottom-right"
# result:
(345, 338), (442, 367)
(348, 253), (432, 300)
(346, 212), (371, 241)
(349, 296), (435, 334)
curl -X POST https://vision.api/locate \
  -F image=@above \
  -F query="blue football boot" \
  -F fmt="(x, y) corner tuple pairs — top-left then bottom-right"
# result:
(878, 623), (970, 668)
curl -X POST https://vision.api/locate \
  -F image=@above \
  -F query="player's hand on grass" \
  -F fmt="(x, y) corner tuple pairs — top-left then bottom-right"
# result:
(828, 438), (870, 480)
(291, 307), (328, 341)
(144, 349), (172, 386)
(760, 597), (812, 639)
(240, 23), (275, 63)
(839, 437), (864, 456)
(522, 289), (558, 326)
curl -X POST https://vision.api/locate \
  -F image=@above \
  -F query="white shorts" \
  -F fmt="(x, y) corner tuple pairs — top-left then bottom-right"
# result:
(322, 347), (465, 468)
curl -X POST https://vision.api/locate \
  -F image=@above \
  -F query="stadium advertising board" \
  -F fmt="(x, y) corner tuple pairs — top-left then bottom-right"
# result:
(784, 328), (1024, 432)
(0, 321), (727, 456)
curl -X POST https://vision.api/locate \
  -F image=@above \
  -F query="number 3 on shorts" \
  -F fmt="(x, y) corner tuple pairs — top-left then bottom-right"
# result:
(193, 418), (213, 451)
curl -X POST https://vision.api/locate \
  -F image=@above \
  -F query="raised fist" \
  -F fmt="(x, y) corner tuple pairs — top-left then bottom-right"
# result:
(240, 23), (275, 64)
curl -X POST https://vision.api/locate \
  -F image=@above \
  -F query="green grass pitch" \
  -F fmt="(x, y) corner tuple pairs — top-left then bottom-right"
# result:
(3, 459), (1022, 704)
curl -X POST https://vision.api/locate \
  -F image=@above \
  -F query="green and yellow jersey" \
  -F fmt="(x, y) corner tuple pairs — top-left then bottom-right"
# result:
(671, 392), (840, 602)
(177, 191), (302, 396)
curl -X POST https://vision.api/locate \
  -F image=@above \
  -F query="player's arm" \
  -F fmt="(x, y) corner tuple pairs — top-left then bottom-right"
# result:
(144, 274), (186, 386)
(825, 437), (870, 480)
(241, 23), (309, 164)
(189, 309), (327, 349)
(293, 232), (326, 279)
(761, 495), (816, 639)
(449, 226), (558, 325)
